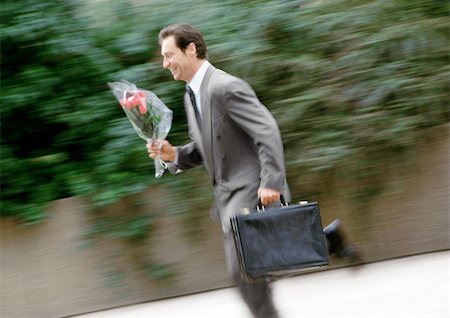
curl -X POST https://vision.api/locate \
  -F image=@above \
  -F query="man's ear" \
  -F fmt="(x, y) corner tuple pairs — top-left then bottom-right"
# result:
(187, 42), (197, 57)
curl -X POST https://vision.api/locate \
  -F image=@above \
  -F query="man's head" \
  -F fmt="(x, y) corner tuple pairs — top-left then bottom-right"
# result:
(159, 23), (208, 82)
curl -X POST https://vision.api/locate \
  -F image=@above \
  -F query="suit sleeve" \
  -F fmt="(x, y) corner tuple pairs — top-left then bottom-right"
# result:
(175, 141), (204, 170)
(222, 79), (286, 191)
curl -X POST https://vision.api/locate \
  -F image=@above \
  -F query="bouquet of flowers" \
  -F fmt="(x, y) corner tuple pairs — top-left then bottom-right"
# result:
(108, 80), (173, 178)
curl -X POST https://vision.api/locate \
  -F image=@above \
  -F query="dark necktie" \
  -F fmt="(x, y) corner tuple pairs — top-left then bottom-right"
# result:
(186, 85), (201, 130)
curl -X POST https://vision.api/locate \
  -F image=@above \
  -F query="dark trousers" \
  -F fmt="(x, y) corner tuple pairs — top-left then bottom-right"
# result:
(216, 180), (281, 318)
(223, 231), (279, 318)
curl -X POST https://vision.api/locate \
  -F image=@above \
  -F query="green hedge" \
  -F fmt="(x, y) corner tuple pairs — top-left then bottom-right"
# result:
(1, 0), (448, 224)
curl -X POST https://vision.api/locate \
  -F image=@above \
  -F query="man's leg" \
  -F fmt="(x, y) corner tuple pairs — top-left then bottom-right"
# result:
(324, 219), (363, 264)
(215, 180), (279, 318)
(223, 230), (279, 318)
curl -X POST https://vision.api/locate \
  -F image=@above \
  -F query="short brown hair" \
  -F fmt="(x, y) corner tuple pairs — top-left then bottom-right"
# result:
(158, 23), (208, 59)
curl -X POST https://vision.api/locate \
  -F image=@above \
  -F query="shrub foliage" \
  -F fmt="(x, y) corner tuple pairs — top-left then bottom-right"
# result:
(1, 0), (448, 224)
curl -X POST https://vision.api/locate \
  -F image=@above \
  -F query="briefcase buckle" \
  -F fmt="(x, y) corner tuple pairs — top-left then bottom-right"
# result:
(242, 208), (251, 215)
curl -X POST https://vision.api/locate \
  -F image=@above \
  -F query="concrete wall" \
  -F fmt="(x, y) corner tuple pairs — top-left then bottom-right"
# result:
(1, 125), (448, 318)
(1, 195), (230, 318)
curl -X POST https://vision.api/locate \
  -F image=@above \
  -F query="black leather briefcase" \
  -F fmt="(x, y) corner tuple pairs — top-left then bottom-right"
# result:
(230, 199), (329, 281)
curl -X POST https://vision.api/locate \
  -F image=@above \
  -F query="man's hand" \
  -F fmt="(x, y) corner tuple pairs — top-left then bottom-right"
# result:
(146, 139), (176, 162)
(257, 188), (281, 206)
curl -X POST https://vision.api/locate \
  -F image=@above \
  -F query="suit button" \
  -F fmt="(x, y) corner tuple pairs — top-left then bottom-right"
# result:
(216, 135), (221, 140)
(222, 155), (226, 161)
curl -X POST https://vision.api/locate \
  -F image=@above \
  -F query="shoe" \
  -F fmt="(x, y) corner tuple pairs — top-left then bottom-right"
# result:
(323, 219), (363, 265)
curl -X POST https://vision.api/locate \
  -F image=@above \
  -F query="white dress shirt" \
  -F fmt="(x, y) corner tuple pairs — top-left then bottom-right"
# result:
(187, 60), (211, 117)
(172, 60), (211, 170)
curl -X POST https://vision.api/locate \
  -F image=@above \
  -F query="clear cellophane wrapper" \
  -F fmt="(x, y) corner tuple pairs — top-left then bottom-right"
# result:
(108, 80), (173, 178)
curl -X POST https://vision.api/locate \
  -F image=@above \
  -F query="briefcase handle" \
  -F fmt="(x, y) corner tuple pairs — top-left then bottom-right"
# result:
(257, 194), (288, 212)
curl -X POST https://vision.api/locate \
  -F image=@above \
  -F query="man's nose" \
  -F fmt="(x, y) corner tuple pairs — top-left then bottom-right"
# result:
(162, 58), (169, 69)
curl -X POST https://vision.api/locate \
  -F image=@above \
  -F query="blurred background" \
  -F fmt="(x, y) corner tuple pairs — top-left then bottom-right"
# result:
(1, 0), (448, 317)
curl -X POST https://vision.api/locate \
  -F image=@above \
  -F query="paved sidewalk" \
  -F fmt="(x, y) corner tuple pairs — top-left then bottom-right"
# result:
(73, 251), (449, 318)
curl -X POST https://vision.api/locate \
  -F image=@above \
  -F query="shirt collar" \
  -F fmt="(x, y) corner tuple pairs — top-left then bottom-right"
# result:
(188, 60), (210, 94)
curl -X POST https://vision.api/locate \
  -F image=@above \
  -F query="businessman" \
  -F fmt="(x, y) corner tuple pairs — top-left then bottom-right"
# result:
(147, 23), (360, 318)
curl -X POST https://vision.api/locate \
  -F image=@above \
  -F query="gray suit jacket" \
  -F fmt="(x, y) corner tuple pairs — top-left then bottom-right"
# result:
(171, 64), (289, 228)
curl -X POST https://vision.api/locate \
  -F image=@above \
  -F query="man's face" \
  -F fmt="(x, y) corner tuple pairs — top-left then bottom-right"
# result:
(161, 35), (196, 82)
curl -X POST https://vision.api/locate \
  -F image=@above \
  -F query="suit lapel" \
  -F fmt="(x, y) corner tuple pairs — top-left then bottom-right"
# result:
(185, 92), (205, 159)
(199, 65), (215, 178)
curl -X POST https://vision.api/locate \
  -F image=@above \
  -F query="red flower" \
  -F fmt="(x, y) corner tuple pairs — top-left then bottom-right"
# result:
(138, 104), (147, 114)
(135, 91), (147, 114)
(120, 90), (147, 113)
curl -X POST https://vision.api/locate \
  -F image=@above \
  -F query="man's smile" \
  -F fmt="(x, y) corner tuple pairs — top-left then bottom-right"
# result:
(169, 66), (178, 76)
